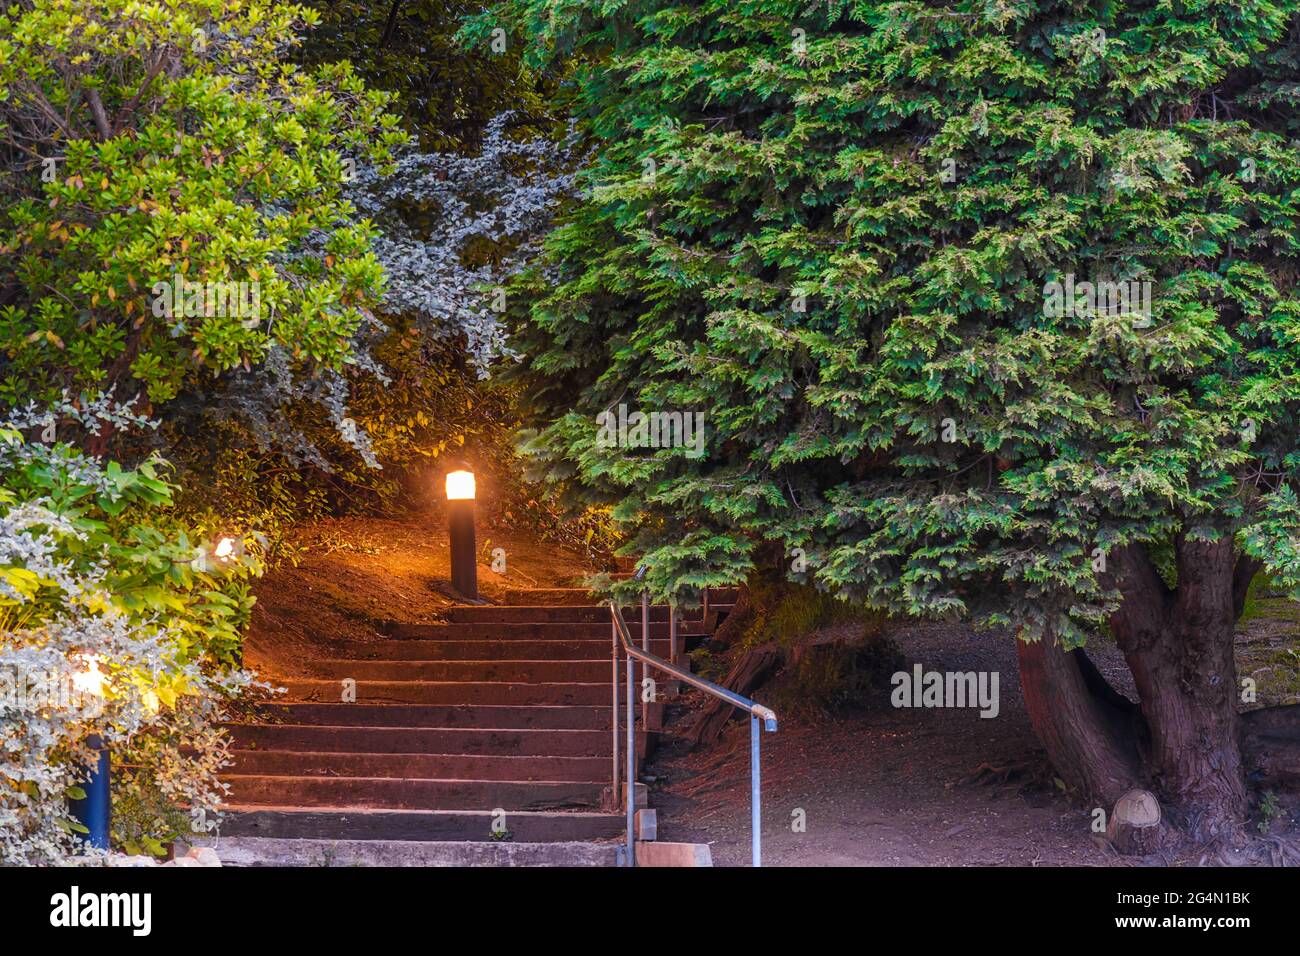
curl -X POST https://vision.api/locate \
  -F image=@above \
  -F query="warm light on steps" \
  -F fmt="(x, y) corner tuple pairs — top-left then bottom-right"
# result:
(219, 586), (733, 863)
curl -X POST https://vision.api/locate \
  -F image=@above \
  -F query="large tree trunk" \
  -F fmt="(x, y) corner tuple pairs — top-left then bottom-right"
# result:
(1016, 636), (1142, 807)
(1121, 622), (1247, 840)
(1015, 539), (1268, 849)
(1110, 539), (1249, 841)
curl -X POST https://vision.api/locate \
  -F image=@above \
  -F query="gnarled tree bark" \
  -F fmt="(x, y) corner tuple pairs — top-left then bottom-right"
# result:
(1016, 635), (1143, 808)
(1017, 539), (1273, 850)
(1110, 538), (1249, 841)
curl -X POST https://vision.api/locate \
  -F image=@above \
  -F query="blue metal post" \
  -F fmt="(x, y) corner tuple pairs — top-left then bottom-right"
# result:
(751, 716), (761, 868)
(70, 734), (110, 850)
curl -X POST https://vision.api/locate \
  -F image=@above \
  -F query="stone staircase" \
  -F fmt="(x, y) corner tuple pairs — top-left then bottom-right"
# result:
(194, 587), (736, 866)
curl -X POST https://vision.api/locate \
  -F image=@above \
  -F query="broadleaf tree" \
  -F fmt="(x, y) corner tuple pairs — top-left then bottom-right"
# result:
(504, 0), (1300, 844)
(0, 0), (406, 458)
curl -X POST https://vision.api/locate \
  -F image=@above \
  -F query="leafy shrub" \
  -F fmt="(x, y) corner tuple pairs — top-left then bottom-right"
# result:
(299, 0), (560, 152)
(0, 0), (405, 461)
(0, 401), (262, 864)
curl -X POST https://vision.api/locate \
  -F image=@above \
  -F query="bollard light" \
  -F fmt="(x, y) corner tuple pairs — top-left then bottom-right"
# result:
(71, 655), (107, 698)
(445, 469), (477, 599)
(69, 656), (111, 850)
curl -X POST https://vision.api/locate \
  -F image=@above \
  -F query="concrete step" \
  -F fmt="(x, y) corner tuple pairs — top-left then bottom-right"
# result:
(500, 586), (728, 603)
(503, 585), (741, 605)
(308, 659), (611, 682)
(447, 605), (677, 624)
(275, 680), (609, 706)
(250, 703), (609, 730)
(181, 836), (620, 867)
(332, 638), (673, 661)
(228, 750), (611, 782)
(220, 583), (731, 860)
(636, 841), (713, 867)
(223, 775), (606, 810)
(217, 806), (626, 842)
(380, 621), (684, 640)
(228, 723), (643, 756)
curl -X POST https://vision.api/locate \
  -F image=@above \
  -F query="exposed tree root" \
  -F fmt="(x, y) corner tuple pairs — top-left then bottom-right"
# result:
(947, 760), (1037, 789)
(686, 643), (782, 747)
(1190, 832), (1300, 866)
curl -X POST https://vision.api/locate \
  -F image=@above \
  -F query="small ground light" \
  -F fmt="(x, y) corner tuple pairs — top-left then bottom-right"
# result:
(445, 469), (477, 599)
(71, 655), (106, 698)
(69, 656), (111, 850)
(214, 535), (240, 561)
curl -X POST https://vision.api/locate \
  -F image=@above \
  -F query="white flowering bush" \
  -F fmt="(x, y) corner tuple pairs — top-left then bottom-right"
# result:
(0, 402), (263, 865)
(348, 112), (577, 369)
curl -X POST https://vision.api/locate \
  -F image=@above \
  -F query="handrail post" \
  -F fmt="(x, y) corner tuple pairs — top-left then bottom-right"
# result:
(751, 714), (762, 868)
(611, 617), (619, 806)
(626, 647), (636, 867)
(640, 589), (650, 730)
(608, 598), (775, 869)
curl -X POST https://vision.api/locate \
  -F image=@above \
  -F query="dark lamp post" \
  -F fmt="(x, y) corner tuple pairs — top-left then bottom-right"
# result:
(69, 736), (111, 850)
(446, 470), (477, 600)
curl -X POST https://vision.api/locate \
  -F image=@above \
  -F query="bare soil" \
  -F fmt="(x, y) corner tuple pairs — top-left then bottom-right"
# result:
(648, 621), (1119, 866)
(650, 618), (1300, 866)
(243, 515), (601, 679)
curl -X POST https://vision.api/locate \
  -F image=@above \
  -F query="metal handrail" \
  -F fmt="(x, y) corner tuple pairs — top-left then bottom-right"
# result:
(609, 591), (777, 867)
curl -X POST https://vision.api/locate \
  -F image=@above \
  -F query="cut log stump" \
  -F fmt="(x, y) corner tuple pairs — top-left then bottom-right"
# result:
(1105, 788), (1162, 855)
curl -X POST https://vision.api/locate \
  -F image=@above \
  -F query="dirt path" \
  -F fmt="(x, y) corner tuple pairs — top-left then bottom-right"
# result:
(649, 621), (1114, 866)
(650, 617), (1297, 867)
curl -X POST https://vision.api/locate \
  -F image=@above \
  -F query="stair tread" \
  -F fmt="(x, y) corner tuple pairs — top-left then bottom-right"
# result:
(224, 775), (608, 810)
(215, 805), (627, 842)
(315, 658), (612, 663)
(281, 680), (608, 685)
(228, 722), (613, 732)
(228, 749), (612, 762)
(250, 703), (612, 725)
(181, 837), (621, 867)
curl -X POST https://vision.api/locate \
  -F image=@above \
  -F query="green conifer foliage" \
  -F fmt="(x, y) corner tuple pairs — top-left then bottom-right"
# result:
(507, 1), (1300, 837)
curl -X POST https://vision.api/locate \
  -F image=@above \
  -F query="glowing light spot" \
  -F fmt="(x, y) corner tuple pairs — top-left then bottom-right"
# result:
(445, 470), (476, 501)
(72, 656), (106, 697)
